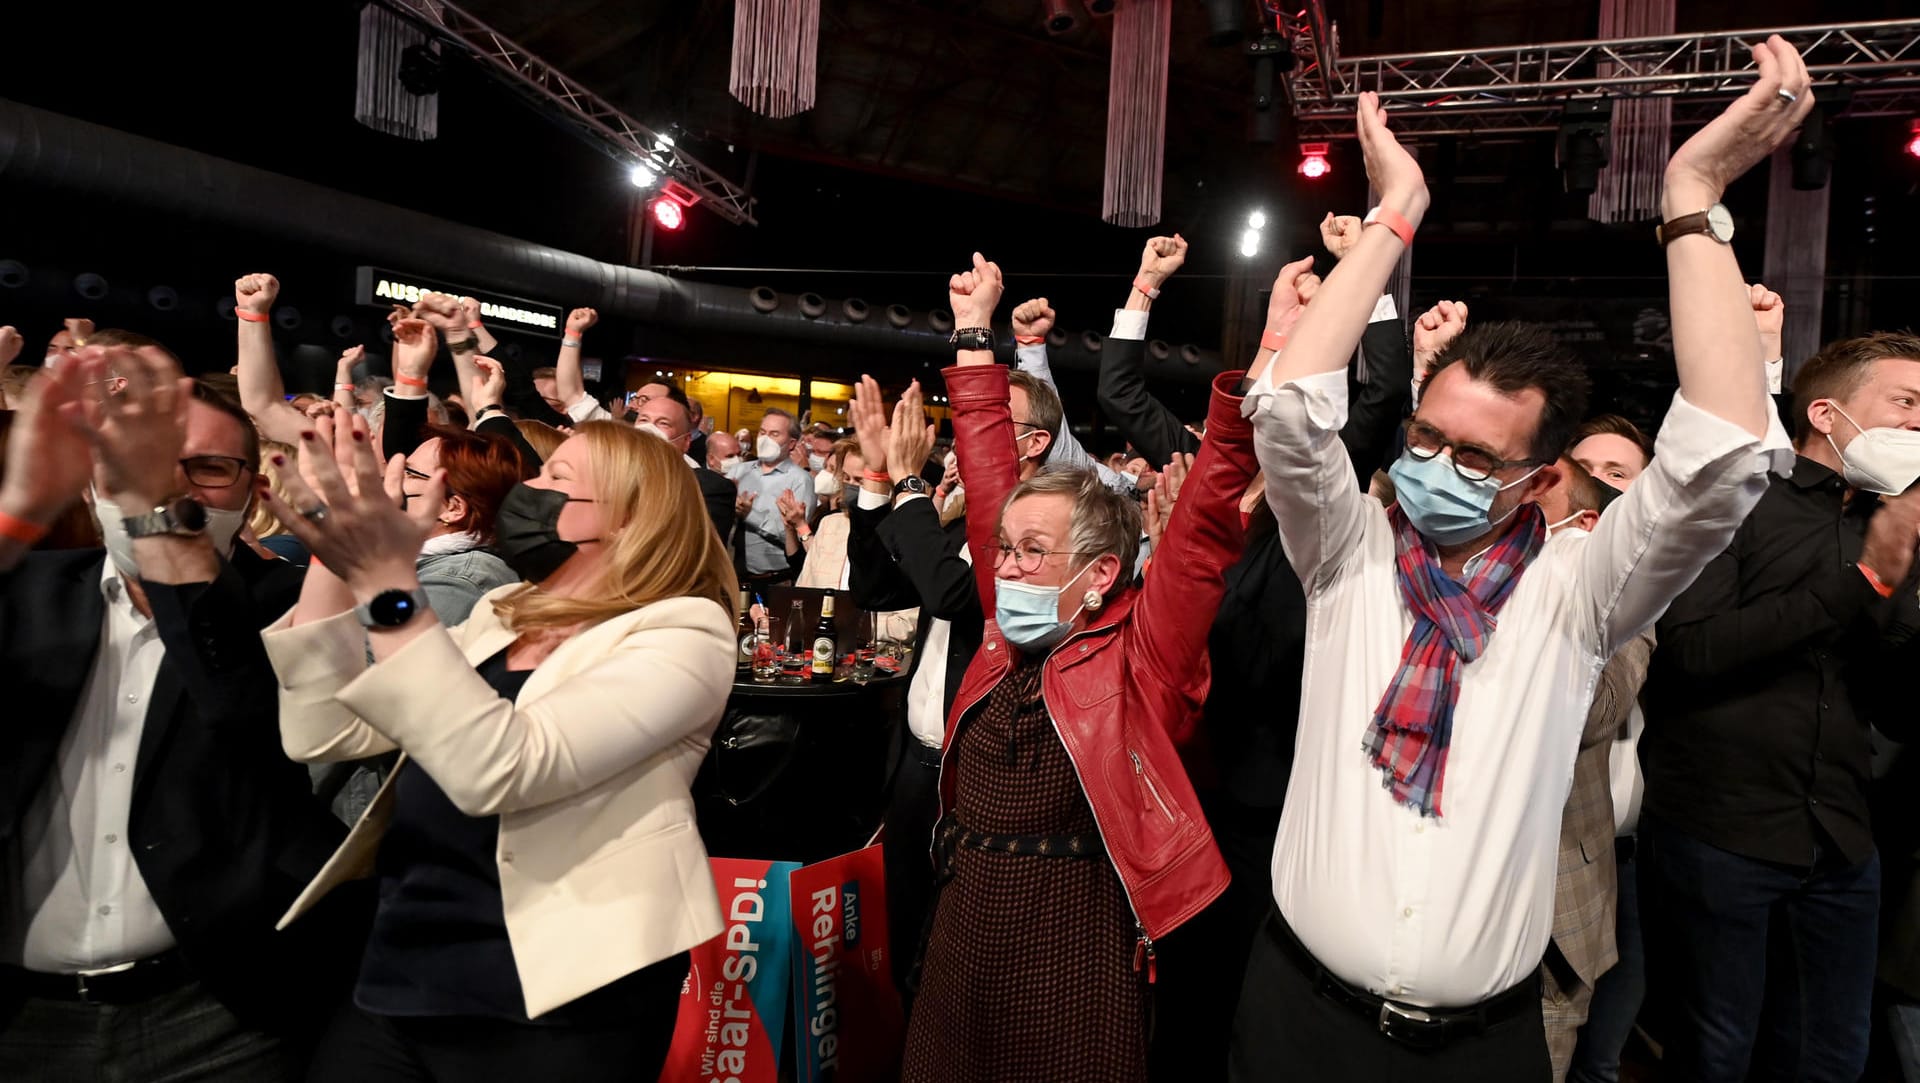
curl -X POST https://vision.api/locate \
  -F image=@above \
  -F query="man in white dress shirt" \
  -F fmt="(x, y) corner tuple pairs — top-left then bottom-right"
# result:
(1226, 39), (1812, 1081)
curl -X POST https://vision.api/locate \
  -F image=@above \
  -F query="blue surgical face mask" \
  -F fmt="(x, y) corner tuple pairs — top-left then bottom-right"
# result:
(1387, 449), (1541, 547)
(994, 560), (1095, 653)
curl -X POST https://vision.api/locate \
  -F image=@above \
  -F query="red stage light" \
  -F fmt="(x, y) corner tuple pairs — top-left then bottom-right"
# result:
(650, 197), (684, 231)
(1907, 121), (1920, 160)
(1298, 141), (1331, 179)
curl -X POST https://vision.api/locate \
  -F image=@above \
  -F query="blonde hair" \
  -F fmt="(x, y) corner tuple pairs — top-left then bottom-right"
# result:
(249, 439), (297, 539)
(1001, 467), (1141, 592)
(514, 419), (567, 460)
(492, 421), (735, 632)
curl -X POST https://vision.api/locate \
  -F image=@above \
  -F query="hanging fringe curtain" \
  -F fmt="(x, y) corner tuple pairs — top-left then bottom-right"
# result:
(1102, 0), (1171, 228)
(1588, 0), (1675, 222)
(730, 0), (820, 119)
(355, 3), (440, 142)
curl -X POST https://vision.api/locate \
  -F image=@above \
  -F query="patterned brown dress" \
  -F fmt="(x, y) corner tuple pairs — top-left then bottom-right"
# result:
(899, 655), (1149, 1083)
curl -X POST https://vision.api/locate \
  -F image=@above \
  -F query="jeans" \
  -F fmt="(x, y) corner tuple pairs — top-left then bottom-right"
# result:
(1638, 814), (1879, 1083)
(1567, 842), (1645, 1083)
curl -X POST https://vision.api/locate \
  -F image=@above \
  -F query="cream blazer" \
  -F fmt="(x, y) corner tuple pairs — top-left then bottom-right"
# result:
(260, 588), (733, 1018)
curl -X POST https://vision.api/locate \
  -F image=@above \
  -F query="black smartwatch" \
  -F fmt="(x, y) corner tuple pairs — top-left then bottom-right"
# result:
(122, 496), (208, 539)
(948, 327), (994, 352)
(892, 475), (930, 499)
(355, 588), (431, 629)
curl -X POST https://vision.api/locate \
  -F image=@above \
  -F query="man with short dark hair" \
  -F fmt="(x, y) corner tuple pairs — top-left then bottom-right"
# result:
(729, 407), (814, 586)
(634, 388), (734, 541)
(1638, 329), (1920, 1081)
(1230, 49), (1808, 1080)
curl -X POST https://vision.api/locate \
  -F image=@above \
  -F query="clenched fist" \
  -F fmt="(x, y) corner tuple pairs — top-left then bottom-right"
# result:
(235, 273), (279, 316)
(1012, 298), (1056, 340)
(1320, 214), (1363, 260)
(566, 307), (599, 335)
(413, 292), (466, 333)
(948, 252), (1004, 331)
(1749, 283), (1785, 363)
(1413, 300), (1469, 383)
(1137, 235), (1188, 289)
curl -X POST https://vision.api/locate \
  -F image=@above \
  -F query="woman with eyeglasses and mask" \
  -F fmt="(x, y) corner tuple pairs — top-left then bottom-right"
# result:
(255, 411), (739, 1082)
(394, 425), (531, 624)
(898, 255), (1258, 1083)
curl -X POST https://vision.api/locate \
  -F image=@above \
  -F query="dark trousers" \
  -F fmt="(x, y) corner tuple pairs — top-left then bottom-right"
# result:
(1638, 813), (1879, 1083)
(882, 737), (944, 1012)
(1148, 791), (1282, 1083)
(1568, 841), (1645, 1083)
(306, 993), (681, 1083)
(0, 979), (293, 1082)
(1229, 910), (1551, 1083)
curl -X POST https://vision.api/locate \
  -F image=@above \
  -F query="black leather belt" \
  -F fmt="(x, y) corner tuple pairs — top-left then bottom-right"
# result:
(1267, 909), (1538, 1050)
(2, 949), (194, 1005)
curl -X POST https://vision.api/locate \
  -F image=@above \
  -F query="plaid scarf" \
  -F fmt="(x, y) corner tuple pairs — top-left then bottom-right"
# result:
(1364, 502), (1546, 818)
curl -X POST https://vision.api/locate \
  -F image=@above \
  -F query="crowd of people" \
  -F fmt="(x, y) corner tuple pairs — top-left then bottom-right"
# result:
(1, 35), (1918, 1083)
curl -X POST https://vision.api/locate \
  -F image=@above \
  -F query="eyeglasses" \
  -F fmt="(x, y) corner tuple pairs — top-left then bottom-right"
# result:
(1403, 421), (1538, 482)
(181, 455), (252, 488)
(404, 466), (433, 482)
(992, 542), (1094, 575)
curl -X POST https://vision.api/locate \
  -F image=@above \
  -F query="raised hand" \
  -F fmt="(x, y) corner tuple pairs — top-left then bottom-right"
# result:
(460, 296), (484, 326)
(64, 318), (95, 346)
(1355, 91), (1429, 221)
(0, 354), (98, 525)
(66, 345), (193, 510)
(235, 273), (279, 317)
(849, 375), (892, 479)
(1413, 300), (1469, 383)
(391, 318), (436, 385)
(566, 307), (599, 335)
(1320, 214), (1364, 260)
(1138, 236), (1189, 292)
(413, 292), (466, 335)
(1749, 283), (1785, 362)
(775, 489), (808, 531)
(1667, 36), (1813, 209)
(1265, 255), (1320, 333)
(888, 381), (937, 486)
(0, 326), (21, 366)
(1012, 298), (1056, 340)
(948, 251), (1005, 331)
(261, 406), (442, 592)
(470, 356), (507, 412)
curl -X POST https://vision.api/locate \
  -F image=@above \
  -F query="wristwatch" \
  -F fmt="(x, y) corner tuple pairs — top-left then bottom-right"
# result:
(1655, 204), (1734, 247)
(355, 588), (431, 629)
(122, 496), (208, 539)
(948, 327), (994, 352)
(892, 475), (930, 499)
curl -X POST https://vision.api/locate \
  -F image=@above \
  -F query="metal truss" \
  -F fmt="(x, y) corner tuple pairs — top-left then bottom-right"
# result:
(1278, 16), (1920, 140)
(379, 0), (758, 224)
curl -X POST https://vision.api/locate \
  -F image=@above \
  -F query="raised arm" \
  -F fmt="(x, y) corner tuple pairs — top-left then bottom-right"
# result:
(0, 357), (95, 574)
(382, 317), (438, 461)
(1095, 237), (1202, 467)
(555, 307), (612, 423)
(460, 295), (500, 356)
(945, 253), (1017, 610)
(233, 273), (312, 446)
(414, 292), (482, 405)
(1009, 296), (1138, 494)
(331, 346), (365, 414)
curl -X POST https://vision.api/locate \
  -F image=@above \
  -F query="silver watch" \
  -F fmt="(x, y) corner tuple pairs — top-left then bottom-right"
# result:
(122, 496), (208, 539)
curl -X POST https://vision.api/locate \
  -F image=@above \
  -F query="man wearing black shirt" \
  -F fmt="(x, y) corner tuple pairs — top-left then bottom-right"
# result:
(1640, 331), (1920, 1081)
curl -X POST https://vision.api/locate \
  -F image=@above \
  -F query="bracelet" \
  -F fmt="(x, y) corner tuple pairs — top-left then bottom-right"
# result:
(334, 383), (355, 392)
(1132, 277), (1161, 300)
(862, 470), (892, 483)
(1013, 334), (1045, 346)
(561, 337), (583, 349)
(475, 404), (507, 419)
(1363, 206), (1416, 248)
(1260, 328), (1288, 353)
(1859, 562), (1897, 598)
(468, 321), (484, 330)
(394, 373), (428, 389)
(447, 336), (479, 353)
(796, 526), (812, 541)
(235, 309), (270, 324)
(0, 510), (48, 546)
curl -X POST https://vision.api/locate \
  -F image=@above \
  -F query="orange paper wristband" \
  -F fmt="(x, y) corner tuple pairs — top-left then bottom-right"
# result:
(0, 510), (48, 546)
(1859, 562), (1896, 598)
(1367, 206), (1415, 247)
(394, 373), (428, 389)
(235, 309), (270, 324)
(1260, 329), (1288, 353)
(1014, 334), (1045, 346)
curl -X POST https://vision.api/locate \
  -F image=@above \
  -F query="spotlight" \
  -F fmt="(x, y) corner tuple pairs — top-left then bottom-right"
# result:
(1042, 0), (1081, 35)
(629, 163), (658, 188)
(397, 43), (443, 96)
(650, 197), (684, 231)
(1297, 142), (1331, 180)
(1906, 120), (1920, 161)
(1085, 0), (1115, 16)
(1203, 0), (1244, 47)
(1248, 209), (1267, 230)
(1239, 229), (1261, 259)
(1555, 97), (1613, 195)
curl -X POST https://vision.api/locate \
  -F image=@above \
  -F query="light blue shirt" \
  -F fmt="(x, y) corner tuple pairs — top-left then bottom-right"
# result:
(728, 459), (816, 573)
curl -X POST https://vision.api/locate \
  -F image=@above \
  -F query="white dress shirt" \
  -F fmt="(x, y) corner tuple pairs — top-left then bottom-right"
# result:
(11, 563), (176, 971)
(853, 488), (966, 750)
(1245, 366), (1790, 1007)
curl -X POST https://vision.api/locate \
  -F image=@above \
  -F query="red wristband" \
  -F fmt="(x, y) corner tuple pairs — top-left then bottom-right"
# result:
(1132, 277), (1161, 300)
(863, 470), (892, 483)
(1364, 206), (1415, 248)
(395, 373), (428, 389)
(1859, 562), (1896, 598)
(0, 510), (48, 546)
(235, 309), (270, 324)
(1260, 328), (1288, 353)
(1013, 334), (1045, 346)
(468, 321), (484, 329)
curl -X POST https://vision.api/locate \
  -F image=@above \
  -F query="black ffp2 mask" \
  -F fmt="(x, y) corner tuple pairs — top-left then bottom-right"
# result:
(494, 483), (593, 583)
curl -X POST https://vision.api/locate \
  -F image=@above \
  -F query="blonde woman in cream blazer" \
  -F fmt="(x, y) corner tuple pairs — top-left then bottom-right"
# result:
(254, 412), (738, 1082)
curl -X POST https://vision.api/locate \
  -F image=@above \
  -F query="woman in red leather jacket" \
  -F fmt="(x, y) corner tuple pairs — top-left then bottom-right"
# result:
(900, 255), (1257, 1083)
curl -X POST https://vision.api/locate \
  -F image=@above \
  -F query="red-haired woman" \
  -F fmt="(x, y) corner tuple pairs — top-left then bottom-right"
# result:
(397, 425), (532, 623)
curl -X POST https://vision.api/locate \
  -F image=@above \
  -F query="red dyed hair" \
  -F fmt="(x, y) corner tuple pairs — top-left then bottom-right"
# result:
(421, 425), (533, 544)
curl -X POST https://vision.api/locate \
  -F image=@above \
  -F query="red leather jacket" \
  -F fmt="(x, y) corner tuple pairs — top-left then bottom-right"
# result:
(938, 363), (1256, 967)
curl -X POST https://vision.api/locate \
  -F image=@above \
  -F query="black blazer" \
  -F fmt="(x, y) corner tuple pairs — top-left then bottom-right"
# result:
(695, 465), (738, 543)
(0, 547), (357, 1033)
(847, 498), (982, 727)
